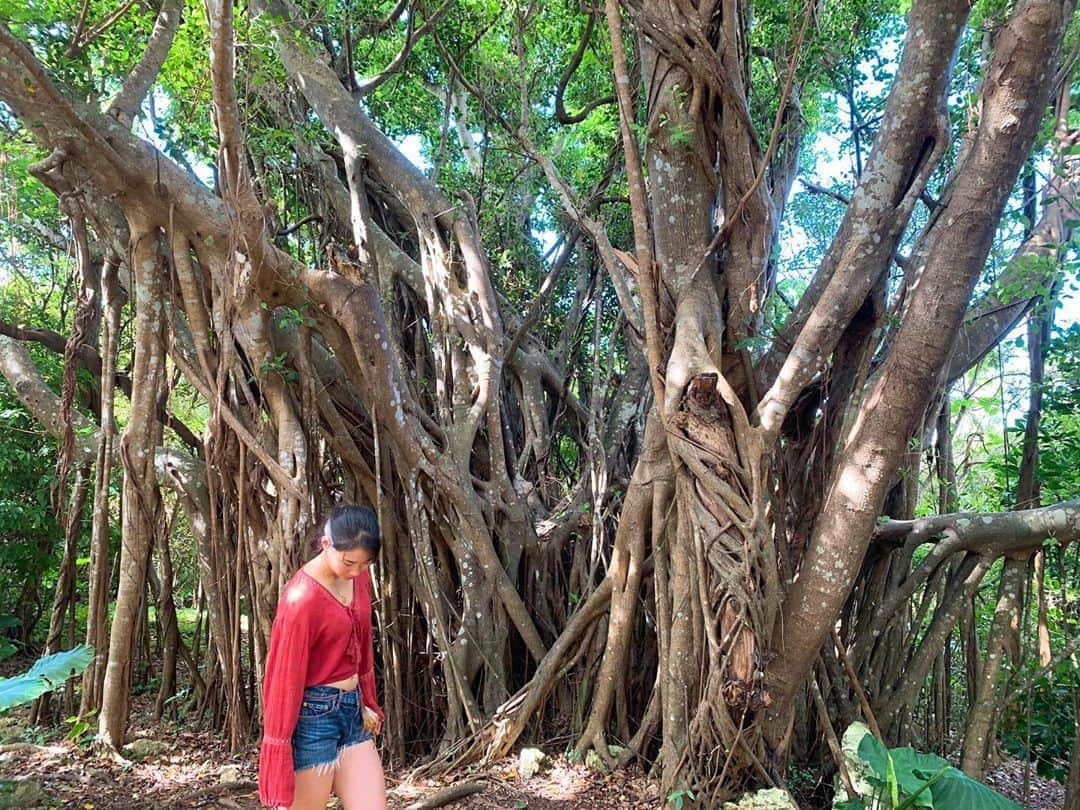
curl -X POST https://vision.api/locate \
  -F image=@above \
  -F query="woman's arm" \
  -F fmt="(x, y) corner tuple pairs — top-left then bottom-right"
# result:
(356, 569), (384, 724)
(258, 591), (312, 808)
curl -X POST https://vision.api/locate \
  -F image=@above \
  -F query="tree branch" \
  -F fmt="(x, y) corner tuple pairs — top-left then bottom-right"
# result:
(874, 499), (1080, 555)
(352, 0), (454, 97)
(754, 0), (970, 442)
(108, 0), (184, 127)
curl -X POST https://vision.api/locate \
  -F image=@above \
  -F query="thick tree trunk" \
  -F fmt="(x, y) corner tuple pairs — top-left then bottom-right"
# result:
(98, 224), (166, 748)
(765, 0), (1068, 751)
(960, 557), (1027, 776)
(82, 257), (122, 716)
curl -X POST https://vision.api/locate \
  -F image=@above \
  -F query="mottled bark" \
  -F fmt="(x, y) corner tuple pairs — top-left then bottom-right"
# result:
(98, 224), (167, 748)
(960, 557), (1026, 777)
(756, 0), (970, 438)
(766, 1), (1069, 746)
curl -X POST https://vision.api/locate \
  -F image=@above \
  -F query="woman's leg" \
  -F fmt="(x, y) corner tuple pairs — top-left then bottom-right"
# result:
(333, 739), (386, 810)
(290, 765), (336, 810)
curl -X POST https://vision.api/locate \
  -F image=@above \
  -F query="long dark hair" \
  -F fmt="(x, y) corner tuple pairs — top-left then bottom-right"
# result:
(311, 505), (381, 557)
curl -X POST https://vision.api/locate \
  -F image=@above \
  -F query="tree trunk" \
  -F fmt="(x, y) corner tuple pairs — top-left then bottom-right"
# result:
(98, 223), (166, 748)
(1066, 695), (1080, 810)
(766, 0), (1068, 754)
(961, 290), (1052, 776)
(960, 557), (1027, 777)
(149, 512), (181, 720)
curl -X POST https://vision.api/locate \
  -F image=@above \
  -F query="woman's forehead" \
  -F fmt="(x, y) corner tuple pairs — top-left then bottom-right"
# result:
(339, 548), (372, 563)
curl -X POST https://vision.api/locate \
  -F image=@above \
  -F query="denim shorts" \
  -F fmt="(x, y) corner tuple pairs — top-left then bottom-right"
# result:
(292, 685), (373, 772)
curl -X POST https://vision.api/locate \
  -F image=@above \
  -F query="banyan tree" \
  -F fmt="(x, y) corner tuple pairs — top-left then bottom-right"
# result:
(0, 0), (1079, 802)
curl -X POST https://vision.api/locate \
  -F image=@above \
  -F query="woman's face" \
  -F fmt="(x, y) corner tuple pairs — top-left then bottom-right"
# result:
(321, 537), (374, 580)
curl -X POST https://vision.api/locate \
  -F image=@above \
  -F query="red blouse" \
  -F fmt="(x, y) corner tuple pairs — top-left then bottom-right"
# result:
(258, 567), (382, 808)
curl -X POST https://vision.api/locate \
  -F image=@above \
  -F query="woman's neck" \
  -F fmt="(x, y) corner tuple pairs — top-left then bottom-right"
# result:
(305, 552), (336, 584)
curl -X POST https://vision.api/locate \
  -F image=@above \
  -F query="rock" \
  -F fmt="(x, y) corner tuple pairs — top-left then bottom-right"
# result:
(219, 764), (244, 784)
(0, 716), (25, 744)
(124, 737), (172, 760)
(584, 745), (627, 772)
(518, 747), (550, 780)
(0, 778), (50, 809)
(584, 749), (606, 772)
(722, 788), (799, 810)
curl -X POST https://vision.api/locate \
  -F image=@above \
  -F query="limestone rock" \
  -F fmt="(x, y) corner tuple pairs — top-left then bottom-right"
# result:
(0, 778), (49, 809)
(219, 764), (244, 784)
(722, 787), (799, 810)
(124, 737), (171, 760)
(583, 745), (627, 772)
(518, 747), (550, 780)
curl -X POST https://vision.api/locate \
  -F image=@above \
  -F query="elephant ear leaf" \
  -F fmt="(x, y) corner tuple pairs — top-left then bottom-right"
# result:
(929, 767), (1022, 810)
(0, 645), (94, 713)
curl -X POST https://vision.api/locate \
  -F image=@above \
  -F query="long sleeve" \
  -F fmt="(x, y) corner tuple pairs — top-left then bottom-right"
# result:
(356, 571), (383, 720)
(258, 595), (312, 808)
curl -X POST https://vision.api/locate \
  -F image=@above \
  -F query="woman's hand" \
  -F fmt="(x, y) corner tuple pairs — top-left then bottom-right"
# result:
(362, 705), (383, 735)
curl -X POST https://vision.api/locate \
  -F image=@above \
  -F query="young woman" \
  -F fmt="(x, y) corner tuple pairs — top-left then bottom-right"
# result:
(258, 505), (386, 810)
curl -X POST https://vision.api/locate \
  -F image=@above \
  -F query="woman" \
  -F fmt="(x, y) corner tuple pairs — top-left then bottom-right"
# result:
(258, 505), (386, 810)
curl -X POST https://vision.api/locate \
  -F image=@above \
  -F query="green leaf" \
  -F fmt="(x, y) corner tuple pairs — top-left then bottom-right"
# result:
(0, 645), (94, 713)
(928, 769), (1022, 810)
(889, 747), (950, 804)
(855, 728), (890, 781)
(886, 752), (900, 807)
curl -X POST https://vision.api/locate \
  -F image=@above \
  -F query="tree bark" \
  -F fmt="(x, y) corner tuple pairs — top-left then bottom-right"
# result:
(82, 257), (123, 716)
(765, 1), (1069, 749)
(960, 557), (1027, 777)
(98, 223), (167, 748)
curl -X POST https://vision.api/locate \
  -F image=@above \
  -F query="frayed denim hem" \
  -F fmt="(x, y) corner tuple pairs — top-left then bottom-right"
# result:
(298, 752), (340, 776)
(295, 738), (373, 776)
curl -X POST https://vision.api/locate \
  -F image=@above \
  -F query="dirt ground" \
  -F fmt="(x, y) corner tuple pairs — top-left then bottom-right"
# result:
(0, 703), (661, 810)
(0, 706), (1066, 809)
(0, 739), (660, 809)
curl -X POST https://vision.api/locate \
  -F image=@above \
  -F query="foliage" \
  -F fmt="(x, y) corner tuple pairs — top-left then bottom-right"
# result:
(0, 645), (93, 713)
(836, 723), (1020, 810)
(1001, 669), (1077, 782)
(0, 383), (63, 639)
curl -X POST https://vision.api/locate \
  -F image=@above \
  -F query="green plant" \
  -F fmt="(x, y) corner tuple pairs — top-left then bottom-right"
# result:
(0, 645), (94, 713)
(1001, 670), (1077, 781)
(668, 788), (695, 810)
(836, 722), (1020, 810)
(65, 708), (96, 745)
(0, 615), (18, 661)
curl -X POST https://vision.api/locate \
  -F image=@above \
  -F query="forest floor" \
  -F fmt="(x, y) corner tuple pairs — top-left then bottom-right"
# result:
(0, 696), (1067, 809)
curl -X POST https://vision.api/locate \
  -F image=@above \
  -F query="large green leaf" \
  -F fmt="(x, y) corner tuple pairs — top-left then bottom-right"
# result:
(841, 723), (1022, 810)
(928, 768), (1022, 810)
(887, 748), (951, 807)
(0, 645), (94, 712)
(855, 730), (891, 782)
